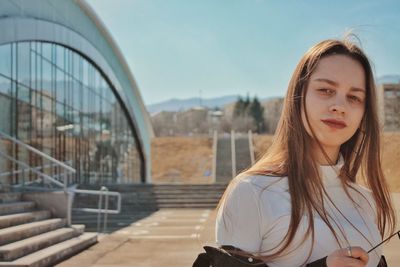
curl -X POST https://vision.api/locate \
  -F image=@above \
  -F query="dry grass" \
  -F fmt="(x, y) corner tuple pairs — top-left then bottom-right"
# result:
(252, 133), (400, 193)
(151, 136), (213, 184)
(381, 132), (400, 192)
(151, 133), (400, 192)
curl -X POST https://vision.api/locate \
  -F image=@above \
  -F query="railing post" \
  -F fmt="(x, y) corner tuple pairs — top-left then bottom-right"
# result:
(212, 130), (218, 183)
(103, 187), (109, 233)
(67, 191), (72, 226)
(21, 167), (25, 192)
(97, 190), (104, 233)
(248, 130), (255, 165)
(63, 170), (67, 192)
(231, 130), (236, 179)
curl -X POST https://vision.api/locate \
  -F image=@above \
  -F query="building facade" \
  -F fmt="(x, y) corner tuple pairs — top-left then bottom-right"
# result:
(0, 0), (154, 185)
(377, 83), (400, 131)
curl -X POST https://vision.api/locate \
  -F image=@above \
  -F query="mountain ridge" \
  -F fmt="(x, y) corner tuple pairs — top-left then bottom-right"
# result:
(146, 75), (400, 114)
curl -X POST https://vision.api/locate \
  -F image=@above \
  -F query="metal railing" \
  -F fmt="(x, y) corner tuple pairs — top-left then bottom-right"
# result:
(0, 131), (75, 191)
(0, 150), (66, 190)
(0, 160), (73, 189)
(0, 130), (121, 232)
(72, 186), (122, 233)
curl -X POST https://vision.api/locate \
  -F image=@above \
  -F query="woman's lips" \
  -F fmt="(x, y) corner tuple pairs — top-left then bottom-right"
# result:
(321, 119), (347, 129)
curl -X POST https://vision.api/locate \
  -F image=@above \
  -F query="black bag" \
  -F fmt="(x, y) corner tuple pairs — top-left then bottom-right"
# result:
(192, 245), (388, 267)
(193, 245), (267, 267)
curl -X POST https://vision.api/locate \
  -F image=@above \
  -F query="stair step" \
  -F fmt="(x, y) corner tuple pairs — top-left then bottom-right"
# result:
(0, 202), (35, 216)
(0, 194), (21, 204)
(0, 233), (97, 267)
(155, 199), (219, 204)
(0, 225), (85, 261)
(124, 195), (222, 201)
(0, 211), (51, 229)
(157, 203), (217, 208)
(155, 192), (224, 195)
(0, 219), (66, 246)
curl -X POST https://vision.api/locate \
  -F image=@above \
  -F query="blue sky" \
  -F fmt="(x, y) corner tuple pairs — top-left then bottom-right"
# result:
(87, 0), (400, 105)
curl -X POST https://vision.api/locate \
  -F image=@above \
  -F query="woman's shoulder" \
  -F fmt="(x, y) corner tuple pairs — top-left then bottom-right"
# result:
(232, 173), (289, 192)
(351, 183), (374, 198)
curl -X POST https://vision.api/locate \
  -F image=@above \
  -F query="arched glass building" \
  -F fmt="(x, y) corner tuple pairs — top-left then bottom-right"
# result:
(0, 0), (154, 185)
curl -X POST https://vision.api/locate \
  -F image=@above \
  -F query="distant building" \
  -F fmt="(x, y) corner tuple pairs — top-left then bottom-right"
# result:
(0, 0), (154, 185)
(377, 83), (400, 131)
(151, 108), (210, 136)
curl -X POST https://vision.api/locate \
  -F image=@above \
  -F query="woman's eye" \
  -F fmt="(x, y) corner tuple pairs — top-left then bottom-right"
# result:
(348, 95), (363, 103)
(317, 88), (334, 95)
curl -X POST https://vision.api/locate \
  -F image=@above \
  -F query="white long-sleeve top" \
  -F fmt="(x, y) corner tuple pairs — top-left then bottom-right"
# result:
(216, 157), (382, 267)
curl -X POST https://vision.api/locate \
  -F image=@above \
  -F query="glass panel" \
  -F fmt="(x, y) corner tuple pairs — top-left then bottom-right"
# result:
(56, 45), (65, 71)
(72, 79), (81, 110)
(0, 93), (12, 134)
(17, 42), (30, 87)
(56, 68), (66, 103)
(17, 83), (30, 103)
(42, 43), (52, 61)
(42, 57), (53, 98)
(0, 75), (11, 96)
(73, 53), (80, 80)
(0, 44), (11, 78)
(83, 59), (89, 88)
(17, 98), (31, 141)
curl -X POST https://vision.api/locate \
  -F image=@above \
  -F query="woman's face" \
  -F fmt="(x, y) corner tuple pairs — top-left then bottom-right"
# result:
(301, 54), (366, 154)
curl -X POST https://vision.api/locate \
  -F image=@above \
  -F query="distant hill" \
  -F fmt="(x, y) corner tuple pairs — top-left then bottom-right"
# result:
(147, 95), (240, 114)
(376, 75), (400, 85)
(146, 95), (280, 114)
(146, 73), (400, 114)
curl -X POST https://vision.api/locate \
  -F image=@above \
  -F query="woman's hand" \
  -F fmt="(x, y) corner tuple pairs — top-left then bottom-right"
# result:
(326, 246), (369, 267)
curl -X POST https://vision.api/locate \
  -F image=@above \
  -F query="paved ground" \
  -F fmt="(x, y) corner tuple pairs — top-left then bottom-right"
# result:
(56, 209), (217, 267)
(57, 193), (400, 267)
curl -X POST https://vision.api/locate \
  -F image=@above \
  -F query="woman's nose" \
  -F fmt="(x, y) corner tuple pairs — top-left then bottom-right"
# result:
(329, 98), (346, 114)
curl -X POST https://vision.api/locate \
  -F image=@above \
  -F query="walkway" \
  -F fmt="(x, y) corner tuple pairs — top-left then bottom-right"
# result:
(56, 209), (217, 267)
(57, 194), (400, 266)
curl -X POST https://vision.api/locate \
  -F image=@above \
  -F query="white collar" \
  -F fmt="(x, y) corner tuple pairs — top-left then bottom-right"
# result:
(319, 154), (344, 186)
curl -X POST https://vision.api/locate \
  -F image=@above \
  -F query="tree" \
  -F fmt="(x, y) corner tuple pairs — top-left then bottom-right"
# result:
(233, 96), (245, 117)
(232, 95), (265, 133)
(249, 96), (265, 133)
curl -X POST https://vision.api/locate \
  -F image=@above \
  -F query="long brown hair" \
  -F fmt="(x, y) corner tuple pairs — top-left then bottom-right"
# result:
(218, 38), (397, 263)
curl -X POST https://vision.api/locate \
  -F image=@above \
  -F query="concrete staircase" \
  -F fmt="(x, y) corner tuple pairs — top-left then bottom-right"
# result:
(215, 137), (233, 183)
(72, 183), (228, 233)
(235, 136), (252, 173)
(215, 134), (253, 183)
(0, 192), (97, 267)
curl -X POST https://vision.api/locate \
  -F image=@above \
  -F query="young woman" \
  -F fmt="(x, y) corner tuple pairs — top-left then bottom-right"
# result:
(216, 39), (397, 267)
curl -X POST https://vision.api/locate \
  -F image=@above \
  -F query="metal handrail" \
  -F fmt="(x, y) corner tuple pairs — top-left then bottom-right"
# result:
(72, 187), (122, 233)
(0, 131), (75, 174)
(0, 160), (72, 177)
(0, 131), (121, 232)
(0, 150), (65, 189)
